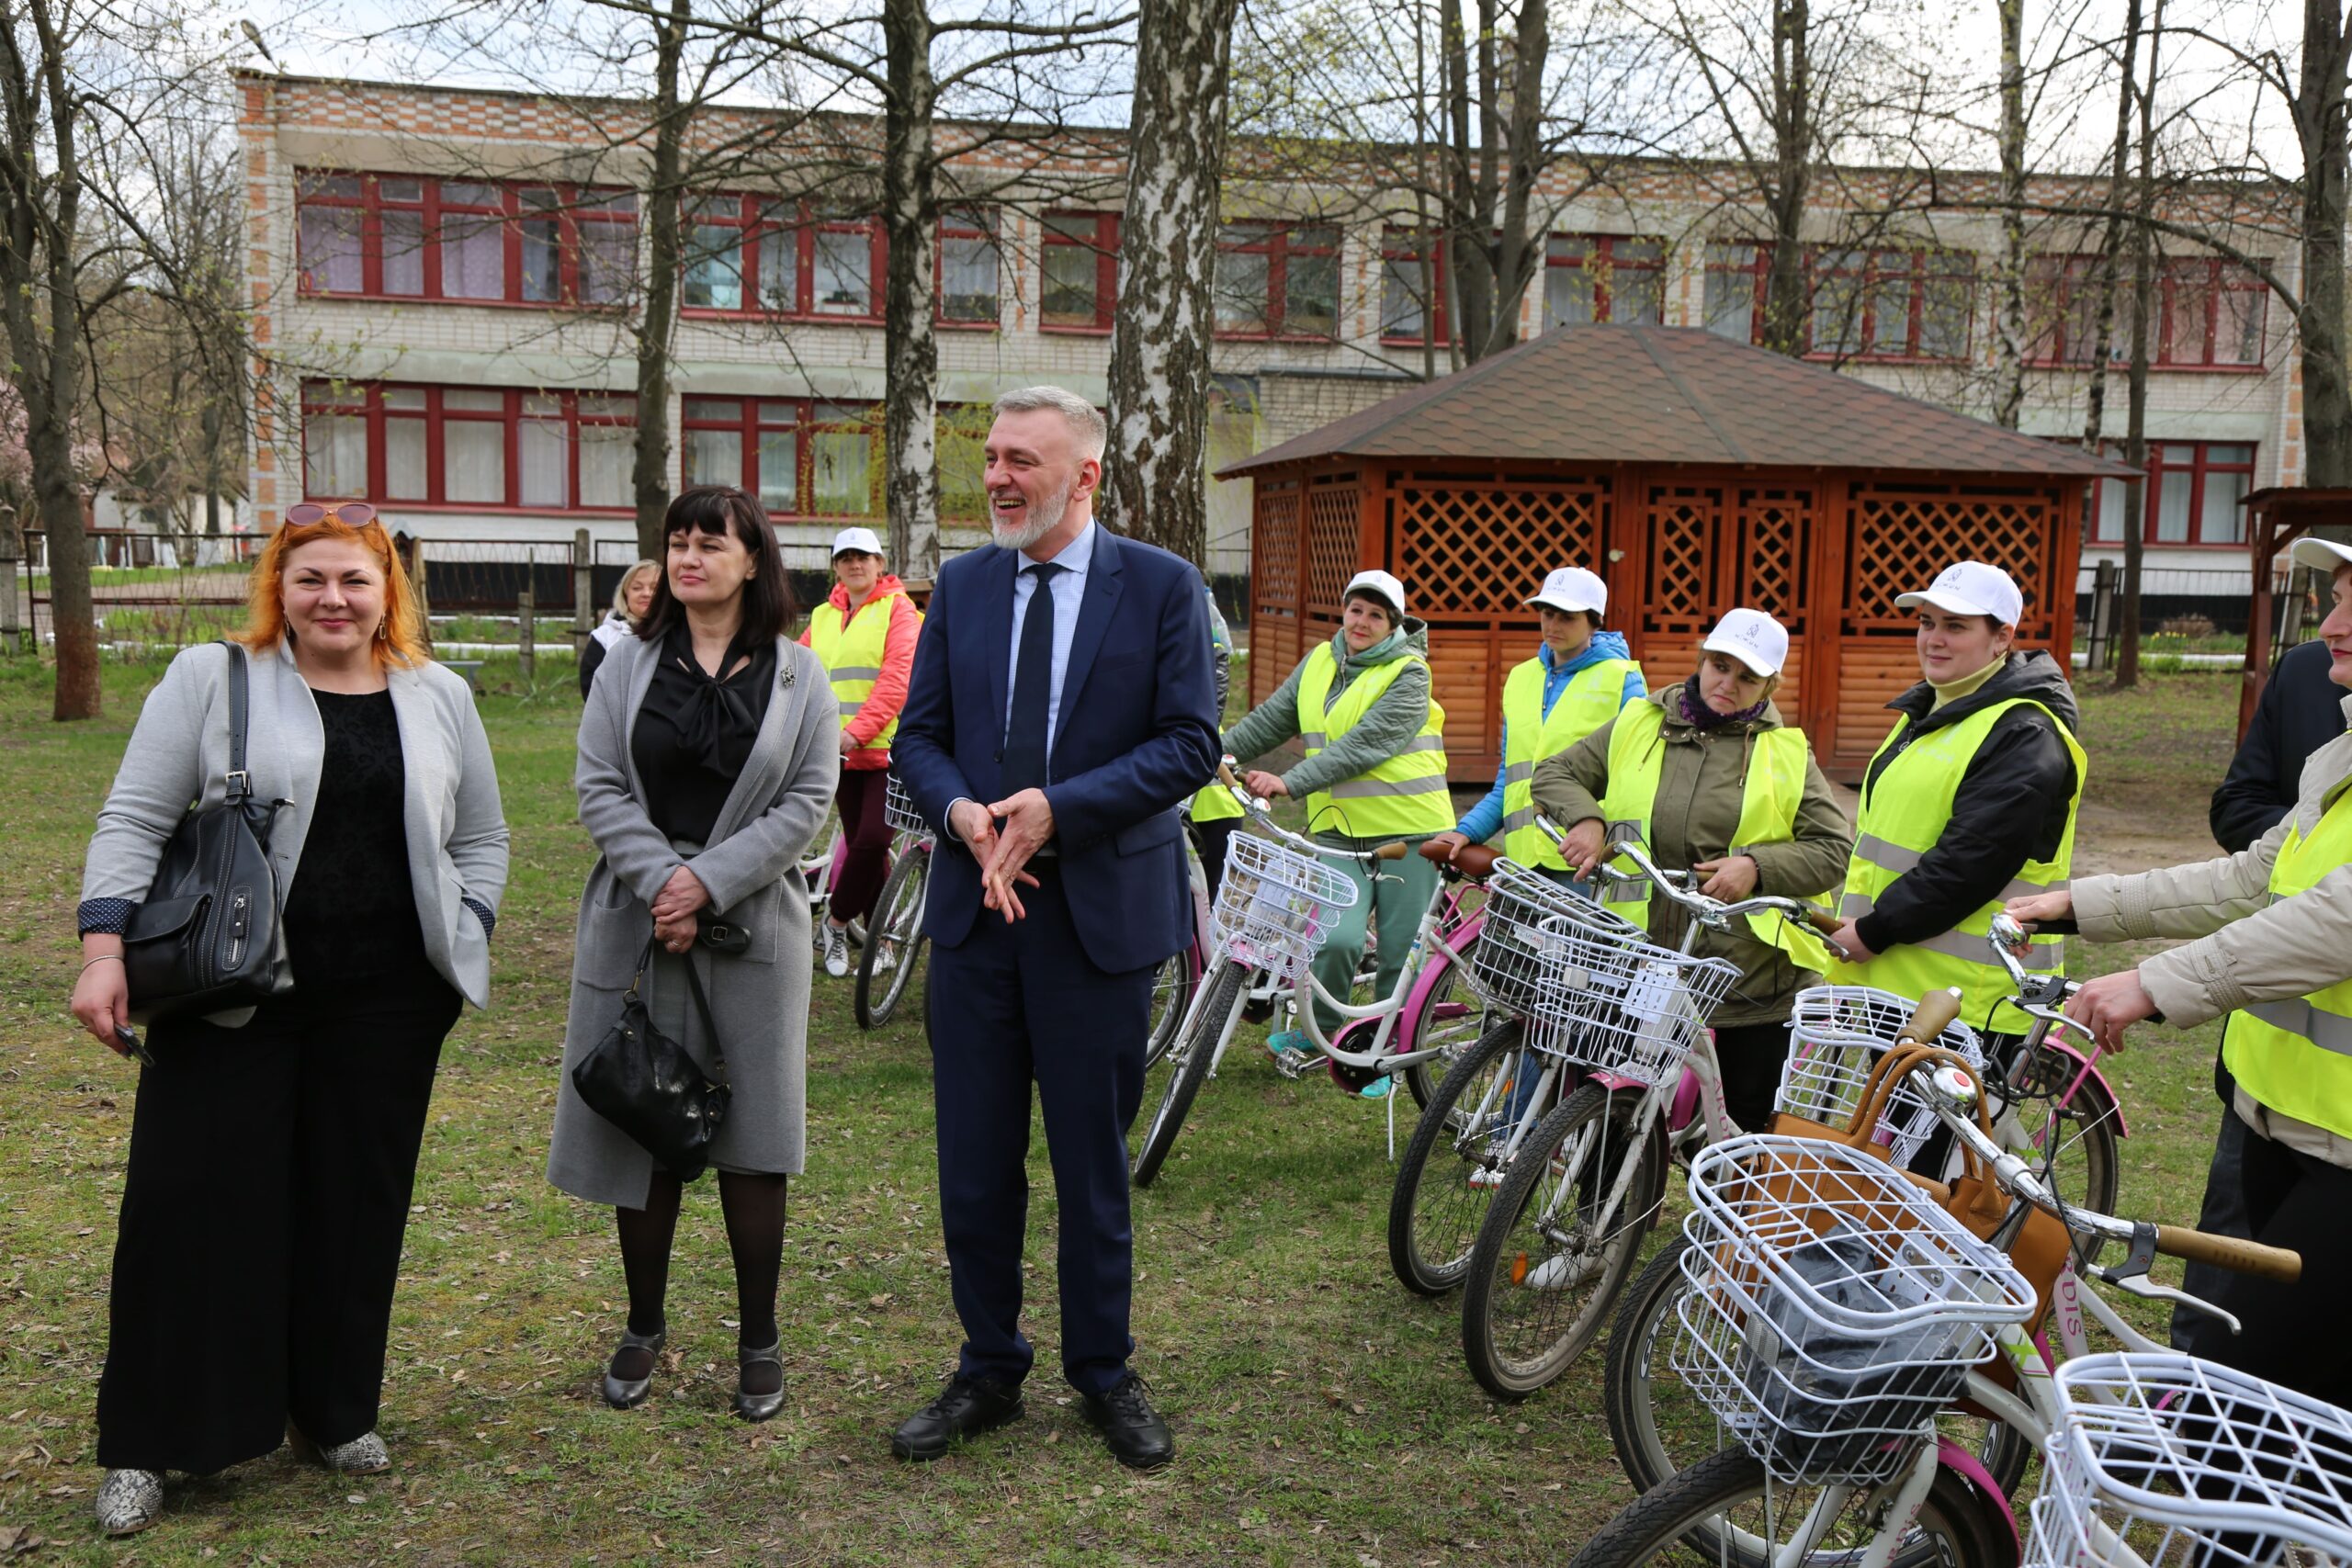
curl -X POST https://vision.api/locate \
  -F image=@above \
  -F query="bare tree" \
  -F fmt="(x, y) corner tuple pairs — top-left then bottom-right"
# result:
(2114, 0), (2160, 691)
(1102, 0), (1239, 563)
(1991, 0), (2028, 428)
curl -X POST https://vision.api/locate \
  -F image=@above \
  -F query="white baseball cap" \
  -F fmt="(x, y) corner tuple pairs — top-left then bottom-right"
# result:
(1526, 566), (1608, 616)
(831, 525), (885, 559)
(2290, 535), (2352, 576)
(1895, 560), (2025, 626)
(1343, 569), (1408, 619)
(1701, 607), (1790, 677)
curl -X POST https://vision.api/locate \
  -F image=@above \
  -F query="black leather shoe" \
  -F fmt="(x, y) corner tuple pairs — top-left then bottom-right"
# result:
(1080, 1375), (1173, 1470)
(888, 1375), (1023, 1461)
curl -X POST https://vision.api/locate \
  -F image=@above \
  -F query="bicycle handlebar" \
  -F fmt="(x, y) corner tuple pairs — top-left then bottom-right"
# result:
(1216, 758), (1410, 868)
(1536, 815), (1837, 933)
(2153, 1224), (2302, 1284)
(1899, 987), (1964, 1044)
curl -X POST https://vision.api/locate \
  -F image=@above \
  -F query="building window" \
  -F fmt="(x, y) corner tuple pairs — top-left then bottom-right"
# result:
(300, 381), (636, 511)
(1214, 221), (1340, 339)
(2087, 441), (2256, 547)
(1380, 227), (1446, 344)
(2025, 255), (2129, 367)
(1807, 248), (1975, 361)
(679, 398), (886, 517)
(1039, 211), (1119, 331)
(1703, 242), (1770, 343)
(677, 197), (884, 321)
(296, 172), (637, 305)
(2158, 257), (2267, 368)
(937, 209), (1001, 326)
(1543, 235), (1665, 329)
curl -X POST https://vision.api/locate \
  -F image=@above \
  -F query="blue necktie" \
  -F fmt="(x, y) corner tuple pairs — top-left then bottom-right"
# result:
(1002, 561), (1064, 794)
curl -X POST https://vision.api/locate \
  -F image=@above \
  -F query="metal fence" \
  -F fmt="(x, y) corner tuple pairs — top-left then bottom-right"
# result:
(2073, 561), (2308, 672)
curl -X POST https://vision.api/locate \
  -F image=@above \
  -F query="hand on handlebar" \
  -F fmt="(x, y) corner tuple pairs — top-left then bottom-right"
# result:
(1826, 917), (1877, 964)
(2064, 968), (2157, 1055)
(1559, 818), (1607, 881)
(1692, 854), (1758, 902)
(1244, 769), (1290, 801)
(2003, 889), (2074, 933)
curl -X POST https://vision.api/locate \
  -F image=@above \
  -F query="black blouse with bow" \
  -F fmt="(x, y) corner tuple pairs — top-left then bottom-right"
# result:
(630, 621), (778, 844)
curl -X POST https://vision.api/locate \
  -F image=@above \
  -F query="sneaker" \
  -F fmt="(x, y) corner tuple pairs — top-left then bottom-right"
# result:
(1359, 1075), (1392, 1100)
(1523, 1251), (1603, 1292)
(821, 922), (851, 978)
(1264, 1030), (1314, 1078)
(95, 1469), (163, 1536)
(1467, 1164), (1506, 1189)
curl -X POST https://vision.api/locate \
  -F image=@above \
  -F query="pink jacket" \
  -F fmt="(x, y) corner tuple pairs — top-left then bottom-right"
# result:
(799, 574), (921, 771)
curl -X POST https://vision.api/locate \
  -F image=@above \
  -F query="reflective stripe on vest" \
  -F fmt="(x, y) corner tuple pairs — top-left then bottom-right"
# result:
(1590, 702), (1836, 971)
(808, 592), (918, 751)
(1295, 642), (1453, 838)
(1498, 653), (1642, 869)
(1826, 697), (2086, 1034)
(2225, 773), (2352, 1138)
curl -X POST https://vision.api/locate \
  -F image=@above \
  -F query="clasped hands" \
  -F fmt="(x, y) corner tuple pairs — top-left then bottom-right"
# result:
(951, 789), (1054, 922)
(651, 865), (712, 953)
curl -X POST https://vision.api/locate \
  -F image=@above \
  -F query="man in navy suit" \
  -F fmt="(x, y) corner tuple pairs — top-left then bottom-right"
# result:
(888, 386), (1219, 1469)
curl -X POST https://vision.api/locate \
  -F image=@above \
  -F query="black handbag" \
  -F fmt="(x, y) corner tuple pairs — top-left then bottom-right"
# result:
(570, 938), (732, 1181)
(121, 642), (293, 1024)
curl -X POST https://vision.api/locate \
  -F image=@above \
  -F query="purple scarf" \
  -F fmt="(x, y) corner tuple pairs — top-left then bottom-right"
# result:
(1679, 673), (1768, 731)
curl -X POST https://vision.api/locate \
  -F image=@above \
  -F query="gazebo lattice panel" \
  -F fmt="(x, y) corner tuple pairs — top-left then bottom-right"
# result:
(1737, 488), (1813, 631)
(1642, 485), (1731, 641)
(1304, 476), (1363, 614)
(1393, 479), (1610, 618)
(1844, 483), (2059, 636)
(1250, 479), (1304, 615)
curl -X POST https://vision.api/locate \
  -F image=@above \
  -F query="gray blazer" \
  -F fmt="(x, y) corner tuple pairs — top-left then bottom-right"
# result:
(80, 640), (511, 1016)
(547, 630), (839, 1207)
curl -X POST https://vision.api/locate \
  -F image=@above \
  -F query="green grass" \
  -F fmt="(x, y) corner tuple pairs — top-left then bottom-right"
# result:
(0, 657), (2238, 1563)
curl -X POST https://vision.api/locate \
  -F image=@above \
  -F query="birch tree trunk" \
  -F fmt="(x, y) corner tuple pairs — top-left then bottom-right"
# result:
(1992, 0), (2028, 429)
(880, 0), (940, 581)
(2294, 0), (2352, 487)
(1102, 0), (1239, 563)
(2079, 0), (2140, 455)
(2117, 0), (2163, 691)
(1758, 0), (1814, 357)
(630, 0), (689, 560)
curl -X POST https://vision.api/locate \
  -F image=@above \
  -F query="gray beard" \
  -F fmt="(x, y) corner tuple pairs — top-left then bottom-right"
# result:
(990, 476), (1075, 551)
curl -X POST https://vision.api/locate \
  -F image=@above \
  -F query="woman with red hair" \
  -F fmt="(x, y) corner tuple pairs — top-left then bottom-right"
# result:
(68, 503), (511, 1537)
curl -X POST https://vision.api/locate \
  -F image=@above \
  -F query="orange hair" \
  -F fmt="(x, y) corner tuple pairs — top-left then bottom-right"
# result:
(234, 517), (430, 669)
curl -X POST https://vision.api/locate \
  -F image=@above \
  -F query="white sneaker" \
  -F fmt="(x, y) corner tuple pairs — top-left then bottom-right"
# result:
(821, 923), (851, 978)
(1467, 1165), (1506, 1189)
(95, 1469), (164, 1536)
(318, 1431), (390, 1473)
(1524, 1251), (1602, 1292)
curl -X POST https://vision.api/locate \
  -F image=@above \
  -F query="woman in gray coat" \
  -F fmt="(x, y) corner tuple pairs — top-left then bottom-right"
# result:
(548, 486), (837, 1423)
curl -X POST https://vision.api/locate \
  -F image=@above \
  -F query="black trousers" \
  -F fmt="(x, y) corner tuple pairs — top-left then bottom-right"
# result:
(1712, 1021), (1792, 1134)
(924, 863), (1153, 1396)
(2178, 1107), (2352, 1412)
(96, 968), (461, 1473)
(2173, 1042), (2255, 1351)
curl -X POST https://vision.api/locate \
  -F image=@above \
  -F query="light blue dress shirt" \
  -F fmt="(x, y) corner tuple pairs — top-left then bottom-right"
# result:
(1003, 519), (1096, 757)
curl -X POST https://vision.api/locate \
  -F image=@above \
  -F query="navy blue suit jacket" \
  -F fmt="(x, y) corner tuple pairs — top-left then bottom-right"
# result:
(892, 526), (1221, 976)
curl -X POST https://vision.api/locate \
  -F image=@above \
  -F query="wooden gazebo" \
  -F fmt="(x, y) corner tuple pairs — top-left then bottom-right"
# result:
(2238, 488), (2352, 736)
(1221, 325), (2133, 782)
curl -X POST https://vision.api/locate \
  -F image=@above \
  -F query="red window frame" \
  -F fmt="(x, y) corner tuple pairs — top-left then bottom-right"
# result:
(1542, 233), (1667, 327)
(676, 197), (886, 322)
(1214, 220), (1341, 341)
(935, 208), (1001, 330)
(1039, 211), (1120, 333)
(679, 397), (892, 520)
(295, 172), (637, 307)
(1379, 226), (1448, 345)
(2025, 255), (2122, 367)
(2086, 440), (2258, 547)
(298, 380), (637, 513)
(1804, 247), (1975, 362)
(1703, 242), (1771, 342)
(2157, 256), (2268, 368)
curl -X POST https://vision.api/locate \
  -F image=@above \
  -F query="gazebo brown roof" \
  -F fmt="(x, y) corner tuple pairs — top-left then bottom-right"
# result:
(1223, 325), (2133, 784)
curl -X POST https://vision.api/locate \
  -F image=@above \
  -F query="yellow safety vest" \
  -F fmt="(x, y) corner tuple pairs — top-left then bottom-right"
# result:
(2225, 770), (2352, 1139)
(808, 590), (918, 753)
(1499, 652), (1643, 870)
(1295, 641), (1453, 838)
(1594, 701), (1838, 971)
(1827, 698), (2086, 1035)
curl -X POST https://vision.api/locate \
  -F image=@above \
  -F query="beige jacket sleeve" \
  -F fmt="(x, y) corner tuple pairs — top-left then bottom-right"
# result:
(2072, 729), (2352, 1028)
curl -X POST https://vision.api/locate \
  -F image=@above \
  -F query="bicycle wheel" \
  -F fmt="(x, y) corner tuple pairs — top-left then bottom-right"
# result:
(1387, 1019), (1540, 1296)
(1567, 1447), (2010, 1568)
(1144, 941), (1203, 1070)
(1131, 962), (1247, 1189)
(2002, 1039), (2121, 1220)
(1397, 934), (1490, 1109)
(1602, 1235), (2035, 1524)
(1460, 1079), (1665, 1400)
(853, 847), (930, 1030)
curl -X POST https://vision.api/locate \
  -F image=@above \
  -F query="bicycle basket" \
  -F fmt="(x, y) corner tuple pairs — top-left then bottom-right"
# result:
(1504, 899), (1741, 1085)
(1463, 861), (1622, 1021)
(1211, 831), (1361, 987)
(2023, 1353), (2352, 1568)
(1670, 1134), (2036, 1485)
(1775, 987), (1986, 1167)
(883, 773), (933, 840)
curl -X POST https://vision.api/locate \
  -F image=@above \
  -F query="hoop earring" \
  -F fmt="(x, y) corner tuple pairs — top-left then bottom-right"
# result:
(376, 617), (390, 641)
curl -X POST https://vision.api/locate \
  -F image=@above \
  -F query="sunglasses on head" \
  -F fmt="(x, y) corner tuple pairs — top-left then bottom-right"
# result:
(285, 501), (380, 528)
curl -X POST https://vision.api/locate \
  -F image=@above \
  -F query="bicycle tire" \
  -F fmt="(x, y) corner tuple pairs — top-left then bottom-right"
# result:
(1131, 962), (1247, 1189)
(1603, 1235), (2034, 1533)
(1566, 1447), (2012, 1568)
(1144, 942), (1204, 1071)
(1398, 933), (1487, 1109)
(1460, 1079), (1664, 1400)
(2004, 1040), (2121, 1226)
(1386, 1018), (1536, 1296)
(853, 847), (930, 1030)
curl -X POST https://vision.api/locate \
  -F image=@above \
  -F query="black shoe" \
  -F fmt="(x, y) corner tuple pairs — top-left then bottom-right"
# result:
(888, 1375), (1023, 1461)
(1080, 1375), (1173, 1470)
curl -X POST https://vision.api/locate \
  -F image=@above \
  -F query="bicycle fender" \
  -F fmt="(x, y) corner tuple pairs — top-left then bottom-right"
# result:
(2032, 1039), (2131, 1140)
(1936, 1436), (2020, 1563)
(1329, 915), (1484, 1066)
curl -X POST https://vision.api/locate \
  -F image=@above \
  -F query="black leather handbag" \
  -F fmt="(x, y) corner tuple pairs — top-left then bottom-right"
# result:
(570, 938), (732, 1181)
(121, 643), (293, 1024)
